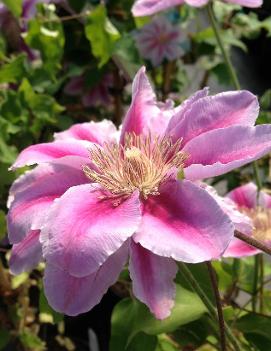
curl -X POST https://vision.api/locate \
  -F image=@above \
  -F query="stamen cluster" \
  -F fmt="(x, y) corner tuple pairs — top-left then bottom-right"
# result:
(243, 207), (271, 242)
(83, 133), (187, 200)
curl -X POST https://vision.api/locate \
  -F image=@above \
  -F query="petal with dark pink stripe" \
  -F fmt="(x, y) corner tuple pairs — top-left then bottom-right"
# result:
(129, 241), (177, 319)
(44, 244), (128, 316)
(41, 185), (141, 277)
(134, 180), (234, 263)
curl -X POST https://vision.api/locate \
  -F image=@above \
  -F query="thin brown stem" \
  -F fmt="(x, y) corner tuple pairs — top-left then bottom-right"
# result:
(206, 262), (226, 351)
(162, 61), (175, 100)
(234, 231), (271, 256)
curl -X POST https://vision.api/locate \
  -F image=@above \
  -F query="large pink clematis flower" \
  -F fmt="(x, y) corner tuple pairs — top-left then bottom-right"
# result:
(132, 0), (262, 17)
(8, 67), (271, 319)
(224, 183), (271, 258)
(135, 16), (184, 66)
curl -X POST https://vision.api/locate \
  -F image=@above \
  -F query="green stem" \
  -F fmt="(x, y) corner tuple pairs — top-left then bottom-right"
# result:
(206, 262), (226, 351)
(259, 254), (264, 313)
(207, 2), (240, 90)
(252, 255), (259, 312)
(179, 263), (242, 351)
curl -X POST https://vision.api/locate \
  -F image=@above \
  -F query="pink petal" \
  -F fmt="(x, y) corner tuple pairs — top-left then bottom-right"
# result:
(9, 230), (42, 275)
(183, 125), (271, 181)
(41, 185), (141, 277)
(11, 140), (91, 169)
(227, 182), (258, 209)
(129, 241), (177, 319)
(44, 243), (128, 316)
(168, 91), (259, 146)
(223, 237), (259, 258)
(120, 67), (168, 143)
(133, 180), (234, 262)
(201, 183), (253, 235)
(8, 156), (89, 244)
(132, 0), (184, 16)
(225, 0), (262, 7)
(184, 0), (209, 6)
(54, 120), (118, 144)
(166, 88), (209, 141)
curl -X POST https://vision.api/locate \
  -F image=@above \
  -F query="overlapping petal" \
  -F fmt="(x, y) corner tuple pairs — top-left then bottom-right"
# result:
(8, 156), (89, 244)
(225, 0), (262, 7)
(227, 182), (258, 209)
(183, 125), (271, 181)
(44, 244), (128, 316)
(54, 120), (118, 144)
(11, 140), (91, 169)
(134, 180), (234, 262)
(120, 67), (169, 143)
(132, 0), (184, 16)
(41, 185), (141, 277)
(129, 241), (177, 319)
(167, 91), (259, 146)
(9, 230), (42, 275)
(223, 238), (259, 258)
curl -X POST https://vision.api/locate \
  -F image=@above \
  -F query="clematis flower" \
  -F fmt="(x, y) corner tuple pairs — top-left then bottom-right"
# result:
(223, 183), (271, 257)
(8, 67), (271, 319)
(135, 16), (184, 66)
(64, 73), (113, 108)
(132, 0), (262, 17)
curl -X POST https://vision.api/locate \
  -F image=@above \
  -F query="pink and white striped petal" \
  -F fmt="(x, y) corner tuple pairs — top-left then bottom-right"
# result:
(120, 67), (167, 143)
(223, 237), (260, 258)
(167, 91), (259, 146)
(8, 156), (89, 244)
(132, 0), (184, 16)
(183, 125), (271, 181)
(129, 241), (177, 319)
(134, 180), (234, 262)
(41, 185), (141, 277)
(227, 182), (258, 209)
(44, 243), (128, 316)
(9, 230), (42, 275)
(11, 140), (91, 169)
(54, 120), (118, 144)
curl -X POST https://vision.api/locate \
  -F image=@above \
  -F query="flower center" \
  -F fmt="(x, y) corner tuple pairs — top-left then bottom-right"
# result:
(83, 133), (188, 200)
(242, 207), (271, 242)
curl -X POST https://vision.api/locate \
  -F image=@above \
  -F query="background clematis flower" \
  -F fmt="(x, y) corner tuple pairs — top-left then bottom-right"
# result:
(135, 16), (184, 66)
(8, 67), (271, 319)
(223, 183), (271, 258)
(132, 0), (263, 17)
(64, 73), (114, 108)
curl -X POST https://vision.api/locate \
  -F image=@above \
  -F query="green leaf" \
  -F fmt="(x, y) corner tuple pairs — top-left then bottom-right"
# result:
(24, 5), (65, 74)
(0, 54), (27, 84)
(0, 210), (7, 241)
(236, 313), (271, 350)
(110, 285), (206, 351)
(155, 334), (180, 351)
(39, 286), (63, 324)
(0, 329), (10, 350)
(85, 4), (121, 67)
(2, 0), (22, 17)
(20, 331), (46, 351)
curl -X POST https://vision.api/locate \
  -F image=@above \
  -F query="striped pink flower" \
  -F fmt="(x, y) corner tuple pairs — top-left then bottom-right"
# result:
(8, 67), (271, 319)
(132, 0), (262, 16)
(135, 16), (184, 66)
